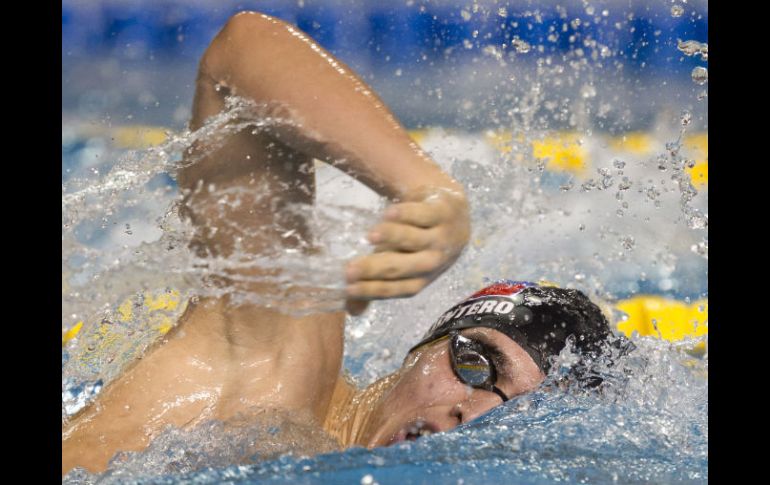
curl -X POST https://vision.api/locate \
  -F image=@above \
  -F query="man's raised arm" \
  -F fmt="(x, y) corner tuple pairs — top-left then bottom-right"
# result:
(184, 12), (471, 312)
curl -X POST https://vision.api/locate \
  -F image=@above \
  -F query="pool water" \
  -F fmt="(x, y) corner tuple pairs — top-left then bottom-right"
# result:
(62, 120), (707, 484)
(64, 325), (706, 484)
(62, 1), (707, 483)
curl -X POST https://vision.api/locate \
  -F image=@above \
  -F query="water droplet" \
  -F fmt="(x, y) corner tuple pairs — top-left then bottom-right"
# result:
(613, 159), (626, 169)
(578, 223), (585, 231)
(511, 37), (531, 53)
(580, 83), (597, 99)
(691, 66), (708, 85)
(666, 141), (681, 156)
(620, 236), (635, 250)
(690, 241), (708, 258)
(460, 10), (471, 21)
(394, 68), (402, 77)
(585, 6), (595, 15)
(671, 4), (684, 17)
(482, 45), (503, 61)
(581, 179), (598, 191)
(677, 40), (708, 60)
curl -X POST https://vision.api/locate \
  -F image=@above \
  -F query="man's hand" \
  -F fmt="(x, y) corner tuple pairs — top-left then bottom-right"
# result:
(345, 187), (470, 315)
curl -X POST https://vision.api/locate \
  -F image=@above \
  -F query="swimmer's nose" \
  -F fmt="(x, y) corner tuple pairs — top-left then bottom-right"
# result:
(450, 403), (466, 425)
(450, 393), (500, 425)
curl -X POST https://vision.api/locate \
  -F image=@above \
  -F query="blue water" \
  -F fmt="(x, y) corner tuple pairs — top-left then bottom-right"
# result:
(61, 123), (708, 484)
(61, 125), (708, 483)
(64, 336), (707, 484)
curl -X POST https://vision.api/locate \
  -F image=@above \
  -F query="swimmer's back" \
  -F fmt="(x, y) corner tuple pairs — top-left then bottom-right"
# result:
(63, 297), (345, 474)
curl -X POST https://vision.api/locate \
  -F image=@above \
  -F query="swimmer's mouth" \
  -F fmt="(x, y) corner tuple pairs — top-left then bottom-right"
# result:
(391, 419), (439, 444)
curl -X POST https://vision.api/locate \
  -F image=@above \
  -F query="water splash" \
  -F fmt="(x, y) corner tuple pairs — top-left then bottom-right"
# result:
(677, 40), (708, 61)
(691, 67), (708, 85)
(64, 335), (707, 484)
(63, 96), (374, 320)
(62, 96), (378, 421)
(62, 2), (708, 481)
(511, 37), (531, 54)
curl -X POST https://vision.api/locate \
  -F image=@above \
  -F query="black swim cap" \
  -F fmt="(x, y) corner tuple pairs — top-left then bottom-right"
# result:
(409, 281), (612, 374)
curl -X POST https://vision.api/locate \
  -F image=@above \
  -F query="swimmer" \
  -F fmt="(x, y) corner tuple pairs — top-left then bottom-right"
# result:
(62, 12), (612, 475)
(323, 280), (612, 446)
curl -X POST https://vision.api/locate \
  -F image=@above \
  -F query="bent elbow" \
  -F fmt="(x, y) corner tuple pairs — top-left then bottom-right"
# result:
(221, 11), (285, 38)
(200, 11), (289, 79)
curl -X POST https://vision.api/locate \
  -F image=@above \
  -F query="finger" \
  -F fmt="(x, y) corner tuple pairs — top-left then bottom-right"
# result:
(347, 251), (444, 282)
(345, 298), (370, 316)
(367, 222), (433, 252)
(347, 278), (429, 300)
(384, 202), (446, 228)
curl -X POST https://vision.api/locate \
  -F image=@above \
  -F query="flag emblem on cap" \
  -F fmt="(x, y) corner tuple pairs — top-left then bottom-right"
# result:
(469, 281), (536, 299)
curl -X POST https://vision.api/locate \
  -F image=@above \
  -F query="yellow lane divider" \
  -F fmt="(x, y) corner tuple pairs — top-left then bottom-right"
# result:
(64, 288), (708, 358)
(607, 132), (655, 155)
(112, 125), (169, 149)
(65, 125), (707, 187)
(62, 290), (185, 347)
(615, 295), (708, 354)
(683, 133), (708, 189)
(532, 132), (588, 175)
(62, 321), (83, 345)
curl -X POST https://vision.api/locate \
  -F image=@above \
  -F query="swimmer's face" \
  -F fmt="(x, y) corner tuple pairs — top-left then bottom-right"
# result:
(365, 327), (545, 447)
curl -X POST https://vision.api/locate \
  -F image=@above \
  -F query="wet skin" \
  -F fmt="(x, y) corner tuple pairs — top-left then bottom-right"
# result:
(62, 11), (471, 475)
(356, 327), (546, 447)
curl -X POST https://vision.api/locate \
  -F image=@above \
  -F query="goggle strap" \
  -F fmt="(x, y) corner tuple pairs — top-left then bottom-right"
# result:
(490, 385), (510, 402)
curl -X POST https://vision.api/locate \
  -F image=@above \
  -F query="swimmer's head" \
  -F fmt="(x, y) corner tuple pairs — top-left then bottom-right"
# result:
(409, 281), (612, 374)
(363, 281), (612, 447)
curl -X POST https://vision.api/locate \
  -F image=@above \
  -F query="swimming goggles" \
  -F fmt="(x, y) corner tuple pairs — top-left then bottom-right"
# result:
(449, 333), (510, 402)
